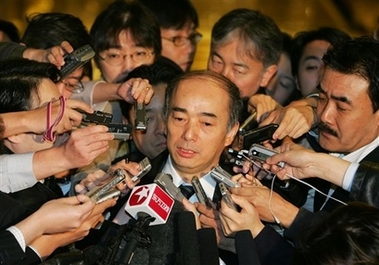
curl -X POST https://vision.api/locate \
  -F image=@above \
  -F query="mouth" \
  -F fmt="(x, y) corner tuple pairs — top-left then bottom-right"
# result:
(176, 146), (197, 158)
(181, 61), (193, 70)
(156, 141), (167, 148)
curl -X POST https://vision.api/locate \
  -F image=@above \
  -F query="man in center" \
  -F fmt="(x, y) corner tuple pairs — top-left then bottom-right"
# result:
(115, 70), (243, 264)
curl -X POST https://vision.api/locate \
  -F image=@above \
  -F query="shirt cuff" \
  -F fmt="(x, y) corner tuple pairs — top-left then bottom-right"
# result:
(342, 162), (359, 191)
(1, 153), (37, 193)
(7, 226), (26, 251)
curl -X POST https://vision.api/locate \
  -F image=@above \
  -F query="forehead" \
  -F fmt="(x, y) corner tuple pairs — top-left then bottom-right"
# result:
(212, 38), (263, 68)
(320, 68), (370, 101)
(162, 21), (195, 35)
(173, 77), (229, 108)
(107, 29), (150, 50)
(301, 40), (330, 60)
(35, 79), (60, 107)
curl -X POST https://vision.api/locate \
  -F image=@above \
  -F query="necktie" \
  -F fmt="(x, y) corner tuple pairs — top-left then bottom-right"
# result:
(179, 184), (195, 199)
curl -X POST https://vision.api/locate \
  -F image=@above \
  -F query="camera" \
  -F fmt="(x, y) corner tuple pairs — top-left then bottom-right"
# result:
(237, 123), (279, 151)
(80, 110), (113, 125)
(58, 44), (95, 81)
(78, 110), (132, 141)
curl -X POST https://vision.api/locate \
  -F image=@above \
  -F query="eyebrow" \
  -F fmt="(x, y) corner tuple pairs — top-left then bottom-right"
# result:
(317, 85), (352, 105)
(171, 106), (218, 119)
(303, 55), (322, 62)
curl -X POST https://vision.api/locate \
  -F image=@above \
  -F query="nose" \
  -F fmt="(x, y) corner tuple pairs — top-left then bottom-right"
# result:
(318, 101), (334, 125)
(121, 55), (139, 74)
(182, 120), (198, 142)
(154, 116), (166, 135)
(221, 67), (233, 81)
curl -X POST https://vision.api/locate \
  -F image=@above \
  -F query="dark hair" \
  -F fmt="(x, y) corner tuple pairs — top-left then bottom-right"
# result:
(291, 27), (351, 78)
(21, 12), (92, 79)
(282, 32), (293, 57)
(164, 70), (243, 130)
(90, 0), (161, 66)
(322, 35), (379, 113)
(138, 0), (198, 30)
(211, 8), (282, 68)
(0, 58), (60, 114)
(119, 57), (183, 119)
(0, 19), (20, 42)
(294, 202), (379, 265)
(21, 12), (90, 50)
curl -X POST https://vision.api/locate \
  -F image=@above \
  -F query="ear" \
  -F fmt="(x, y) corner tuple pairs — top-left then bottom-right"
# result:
(374, 108), (379, 126)
(6, 134), (23, 144)
(259, 64), (277, 88)
(225, 122), (240, 147)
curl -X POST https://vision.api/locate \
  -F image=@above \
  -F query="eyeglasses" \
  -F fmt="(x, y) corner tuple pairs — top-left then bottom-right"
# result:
(161, 32), (202, 47)
(61, 80), (84, 94)
(98, 50), (154, 66)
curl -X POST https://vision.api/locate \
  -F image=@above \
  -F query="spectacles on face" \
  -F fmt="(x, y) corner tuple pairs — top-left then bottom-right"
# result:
(161, 32), (202, 47)
(98, 50), (154, 66)
(61, 80), (84, 94)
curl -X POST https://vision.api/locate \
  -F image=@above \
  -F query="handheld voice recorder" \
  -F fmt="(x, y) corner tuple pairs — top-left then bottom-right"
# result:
(191, 176), (213, 208)
(59, 44), (95, 81)
(248, 144), (285, 168)
(86, 169), (125, 203)
(210, 166), (240, 188)
(219, 182), (238, 211)
(131, 157), (152, 182)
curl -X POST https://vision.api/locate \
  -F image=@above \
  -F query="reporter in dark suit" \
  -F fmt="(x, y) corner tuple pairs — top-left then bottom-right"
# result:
(0, 194), (94, 265)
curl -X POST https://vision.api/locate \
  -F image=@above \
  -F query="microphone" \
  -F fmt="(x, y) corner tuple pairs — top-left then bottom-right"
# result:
(177, 211), (201, 265)
(125, 183), (175, 226)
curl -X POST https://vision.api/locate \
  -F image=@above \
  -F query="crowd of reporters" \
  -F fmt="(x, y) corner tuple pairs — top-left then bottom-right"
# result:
(1, 0), (379, 264)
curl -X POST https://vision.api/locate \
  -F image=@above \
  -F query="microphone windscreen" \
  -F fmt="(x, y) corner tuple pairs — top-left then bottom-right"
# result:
(147, 201), (184, 265)
(197, 228), (219, 265)
(177, 211), (201, 265)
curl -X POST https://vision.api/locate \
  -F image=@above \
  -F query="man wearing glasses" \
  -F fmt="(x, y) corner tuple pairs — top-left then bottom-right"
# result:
(20, 12), (91, 99)
(139, 0), (201, 72)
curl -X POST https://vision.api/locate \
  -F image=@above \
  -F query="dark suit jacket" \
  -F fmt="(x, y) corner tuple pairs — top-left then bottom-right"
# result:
(0, 230), (41, 265)
(235, 227), (295, 265)
(0, 193), (41, 265)
(110, 150), (237, 264)
(285, 145), (379, 245)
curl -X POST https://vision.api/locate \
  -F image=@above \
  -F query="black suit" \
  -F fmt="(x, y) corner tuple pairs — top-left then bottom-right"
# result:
(0, 192), (41, 265)
(111, 150), (237, 264)
(285, 145), (379, 245)
(235, 227), (295, 265)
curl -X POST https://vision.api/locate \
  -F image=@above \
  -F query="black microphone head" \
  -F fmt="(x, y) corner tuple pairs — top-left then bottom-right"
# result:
(145, 201), (185, 265)
(177, 211), (201, 265)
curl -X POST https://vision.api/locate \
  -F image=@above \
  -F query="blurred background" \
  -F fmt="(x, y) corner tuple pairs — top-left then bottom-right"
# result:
(1, 0), (378, 72)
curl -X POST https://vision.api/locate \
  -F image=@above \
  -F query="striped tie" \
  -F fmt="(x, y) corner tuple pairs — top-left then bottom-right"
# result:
(179, 184), (195, 199)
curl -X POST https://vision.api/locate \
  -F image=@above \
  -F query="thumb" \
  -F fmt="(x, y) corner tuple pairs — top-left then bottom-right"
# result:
(230, 194), (252, 211)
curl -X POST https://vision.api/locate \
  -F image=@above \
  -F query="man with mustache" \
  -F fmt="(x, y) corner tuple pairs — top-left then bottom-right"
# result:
(229, 36), (379, 249)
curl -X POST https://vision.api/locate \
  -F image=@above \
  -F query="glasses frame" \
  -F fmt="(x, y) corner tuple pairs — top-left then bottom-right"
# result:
(161, 32), (202, 47)
(61, 80), (84, 94)
(98, 50), (155, 66)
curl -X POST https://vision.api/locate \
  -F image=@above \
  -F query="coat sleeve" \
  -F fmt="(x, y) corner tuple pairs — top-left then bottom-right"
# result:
(350, 161), (379, 207)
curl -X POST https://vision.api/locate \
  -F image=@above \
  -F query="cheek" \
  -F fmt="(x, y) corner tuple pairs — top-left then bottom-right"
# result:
(99, 64), (118, 81)
(55, 83), (65, 96)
